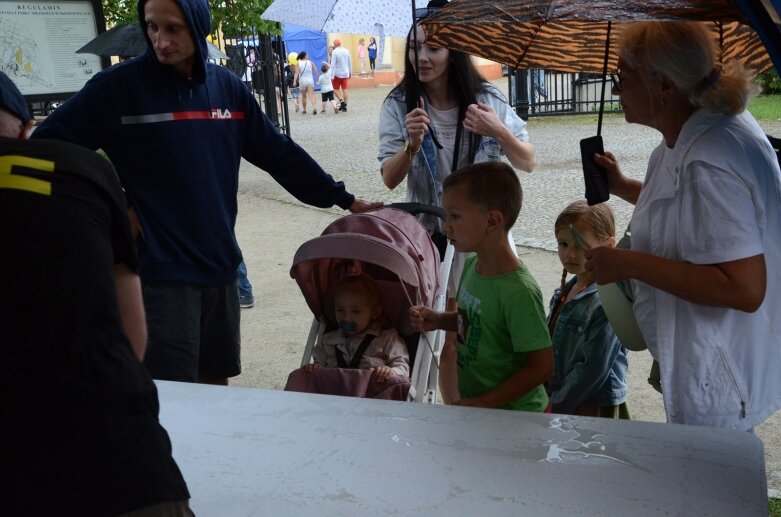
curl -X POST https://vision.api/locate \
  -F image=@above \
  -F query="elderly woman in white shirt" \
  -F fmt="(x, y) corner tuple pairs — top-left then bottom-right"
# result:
(585, 21), (781, 430)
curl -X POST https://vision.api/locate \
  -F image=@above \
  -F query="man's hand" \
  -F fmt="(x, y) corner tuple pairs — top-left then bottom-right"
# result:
(302, 363), (319, 373)
(349, 198), (382, 213)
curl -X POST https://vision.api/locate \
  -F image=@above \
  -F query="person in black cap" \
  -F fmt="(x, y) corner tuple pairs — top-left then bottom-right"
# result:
(0, 71), (192, 515)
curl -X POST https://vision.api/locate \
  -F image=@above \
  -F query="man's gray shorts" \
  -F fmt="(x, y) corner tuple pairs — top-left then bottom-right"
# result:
(142, 280), (241, 381)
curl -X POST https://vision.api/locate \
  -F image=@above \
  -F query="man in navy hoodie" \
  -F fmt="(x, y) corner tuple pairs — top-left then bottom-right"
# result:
(34, 0), (378, 385)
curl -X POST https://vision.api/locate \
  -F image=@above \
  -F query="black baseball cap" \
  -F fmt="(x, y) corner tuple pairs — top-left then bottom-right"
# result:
(0, 72), (32, 123)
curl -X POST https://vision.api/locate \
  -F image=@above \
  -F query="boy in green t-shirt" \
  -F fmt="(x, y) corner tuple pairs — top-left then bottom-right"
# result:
(410, 162), (553, 411)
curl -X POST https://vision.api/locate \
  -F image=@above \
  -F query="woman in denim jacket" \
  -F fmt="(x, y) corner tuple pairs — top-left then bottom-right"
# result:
(377, 21), (536, 254)
(547, 201), (629, 418)
(378, 8), (537, 402)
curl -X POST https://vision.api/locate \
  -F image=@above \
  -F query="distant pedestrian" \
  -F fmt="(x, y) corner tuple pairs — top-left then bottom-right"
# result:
(318, 62), (340, 113)
(297, 50), (318, 115)
(358, 37), (367, 75)
(245, 46), (259, 93)
(368, 36), (377, 75)
(331, 38), (352, 111)
(285, 52), (301, 112)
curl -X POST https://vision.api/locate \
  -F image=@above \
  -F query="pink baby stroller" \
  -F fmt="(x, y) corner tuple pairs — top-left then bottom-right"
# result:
(288, 205), (454, 403)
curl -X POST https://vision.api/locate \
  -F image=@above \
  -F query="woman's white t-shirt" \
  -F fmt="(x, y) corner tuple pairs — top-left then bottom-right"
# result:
(297, 60), (315, 86)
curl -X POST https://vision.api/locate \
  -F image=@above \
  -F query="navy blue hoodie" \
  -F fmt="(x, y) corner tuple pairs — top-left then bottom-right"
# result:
(34, 0), (355, 286)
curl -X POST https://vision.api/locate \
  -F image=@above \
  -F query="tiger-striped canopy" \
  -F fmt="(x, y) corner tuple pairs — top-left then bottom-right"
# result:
(421, 0), (772, 74)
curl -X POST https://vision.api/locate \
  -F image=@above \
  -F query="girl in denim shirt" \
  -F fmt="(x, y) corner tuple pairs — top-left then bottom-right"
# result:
(547, 201), (630, 418)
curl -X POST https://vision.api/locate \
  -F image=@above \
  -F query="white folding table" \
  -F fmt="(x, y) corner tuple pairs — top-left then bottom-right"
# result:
(156, 381), (767, 516)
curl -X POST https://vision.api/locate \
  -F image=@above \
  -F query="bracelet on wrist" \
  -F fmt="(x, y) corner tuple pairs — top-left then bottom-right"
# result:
(403, 139), (421, 157)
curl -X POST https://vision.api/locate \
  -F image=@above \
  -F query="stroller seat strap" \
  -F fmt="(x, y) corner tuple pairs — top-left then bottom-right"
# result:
(335, 334), (376, 369)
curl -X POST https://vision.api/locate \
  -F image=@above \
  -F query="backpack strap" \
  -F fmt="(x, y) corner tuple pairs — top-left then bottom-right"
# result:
(335, 333), (376, 369)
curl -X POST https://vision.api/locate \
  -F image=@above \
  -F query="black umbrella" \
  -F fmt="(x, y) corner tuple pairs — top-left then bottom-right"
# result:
(76, 23), (229, 60)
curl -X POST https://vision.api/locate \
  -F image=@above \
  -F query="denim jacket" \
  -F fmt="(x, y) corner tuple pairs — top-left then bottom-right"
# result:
(547, 279), (628, 413)
(378, 83), (528, 233)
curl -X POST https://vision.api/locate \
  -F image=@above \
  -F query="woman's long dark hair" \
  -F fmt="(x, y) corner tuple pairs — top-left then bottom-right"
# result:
(388, 26), (488, 164)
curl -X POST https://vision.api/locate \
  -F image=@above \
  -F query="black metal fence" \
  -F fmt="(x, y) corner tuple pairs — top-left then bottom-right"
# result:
(508, 69), (622, 119)
(213, 30), (290, 136)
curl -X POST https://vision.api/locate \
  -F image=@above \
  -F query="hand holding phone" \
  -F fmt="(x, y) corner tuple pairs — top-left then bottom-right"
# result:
(580, 135), (610, 205)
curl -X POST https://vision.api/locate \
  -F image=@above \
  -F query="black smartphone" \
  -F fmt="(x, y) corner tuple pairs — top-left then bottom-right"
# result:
(580, 135), (610, 205)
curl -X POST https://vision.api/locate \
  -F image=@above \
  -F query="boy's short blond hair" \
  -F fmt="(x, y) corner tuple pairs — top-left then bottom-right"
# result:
(443, 162), (522, 231)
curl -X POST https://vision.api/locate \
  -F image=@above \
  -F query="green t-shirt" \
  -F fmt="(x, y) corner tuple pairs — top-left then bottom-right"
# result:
(456, 255), (551, 411)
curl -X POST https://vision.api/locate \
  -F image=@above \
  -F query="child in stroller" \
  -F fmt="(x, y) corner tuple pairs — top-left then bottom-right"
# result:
(302, 274), (410, 381)
(286, 206), (451, 403)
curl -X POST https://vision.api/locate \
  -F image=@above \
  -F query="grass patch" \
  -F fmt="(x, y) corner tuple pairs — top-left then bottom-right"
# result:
(528, 112), (625, 126)
(770, 497), (781, 517)
(526, 95), (781, 123)
(748, 95), (781, 121)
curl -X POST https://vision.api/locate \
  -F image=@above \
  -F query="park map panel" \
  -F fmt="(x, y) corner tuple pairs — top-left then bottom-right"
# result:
(0, 0), (102, 96)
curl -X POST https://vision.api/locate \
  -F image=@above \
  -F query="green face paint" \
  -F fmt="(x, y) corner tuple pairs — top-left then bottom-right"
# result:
(569, 223), (586, 251)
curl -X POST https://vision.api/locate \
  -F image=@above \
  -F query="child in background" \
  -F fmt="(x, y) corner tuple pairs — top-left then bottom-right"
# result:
(367, 37), (377, 75)
(358, 38), (367, 74)
(304, 274), (410, 381)
(547, 200), (629, 418)
(284, 58), (300, 113)
(317, 63), (340, 114)
(410, 162), (553, 411)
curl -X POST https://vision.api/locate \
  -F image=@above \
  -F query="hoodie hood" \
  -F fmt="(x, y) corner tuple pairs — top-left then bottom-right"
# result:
(137, 0), (211, 82)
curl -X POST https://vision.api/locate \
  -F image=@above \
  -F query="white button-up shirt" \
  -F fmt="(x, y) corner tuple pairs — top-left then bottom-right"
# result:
(631, 108), (781, 429)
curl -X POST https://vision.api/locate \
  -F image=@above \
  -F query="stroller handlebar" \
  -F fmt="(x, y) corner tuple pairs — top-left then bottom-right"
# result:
(386, 202), (446, 221)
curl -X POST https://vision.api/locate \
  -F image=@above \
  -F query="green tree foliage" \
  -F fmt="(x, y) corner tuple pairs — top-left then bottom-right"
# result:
(758, 69), (781, 95)
(213, 0), (280, 38)
(101, 0), (280, 38)
(102, 0), (137, 27)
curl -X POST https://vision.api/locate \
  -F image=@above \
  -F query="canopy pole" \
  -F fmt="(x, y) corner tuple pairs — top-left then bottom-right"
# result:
(597, 20), (612, 137)
(409, 1), (443, 149)
(412, 0), (420, 91)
